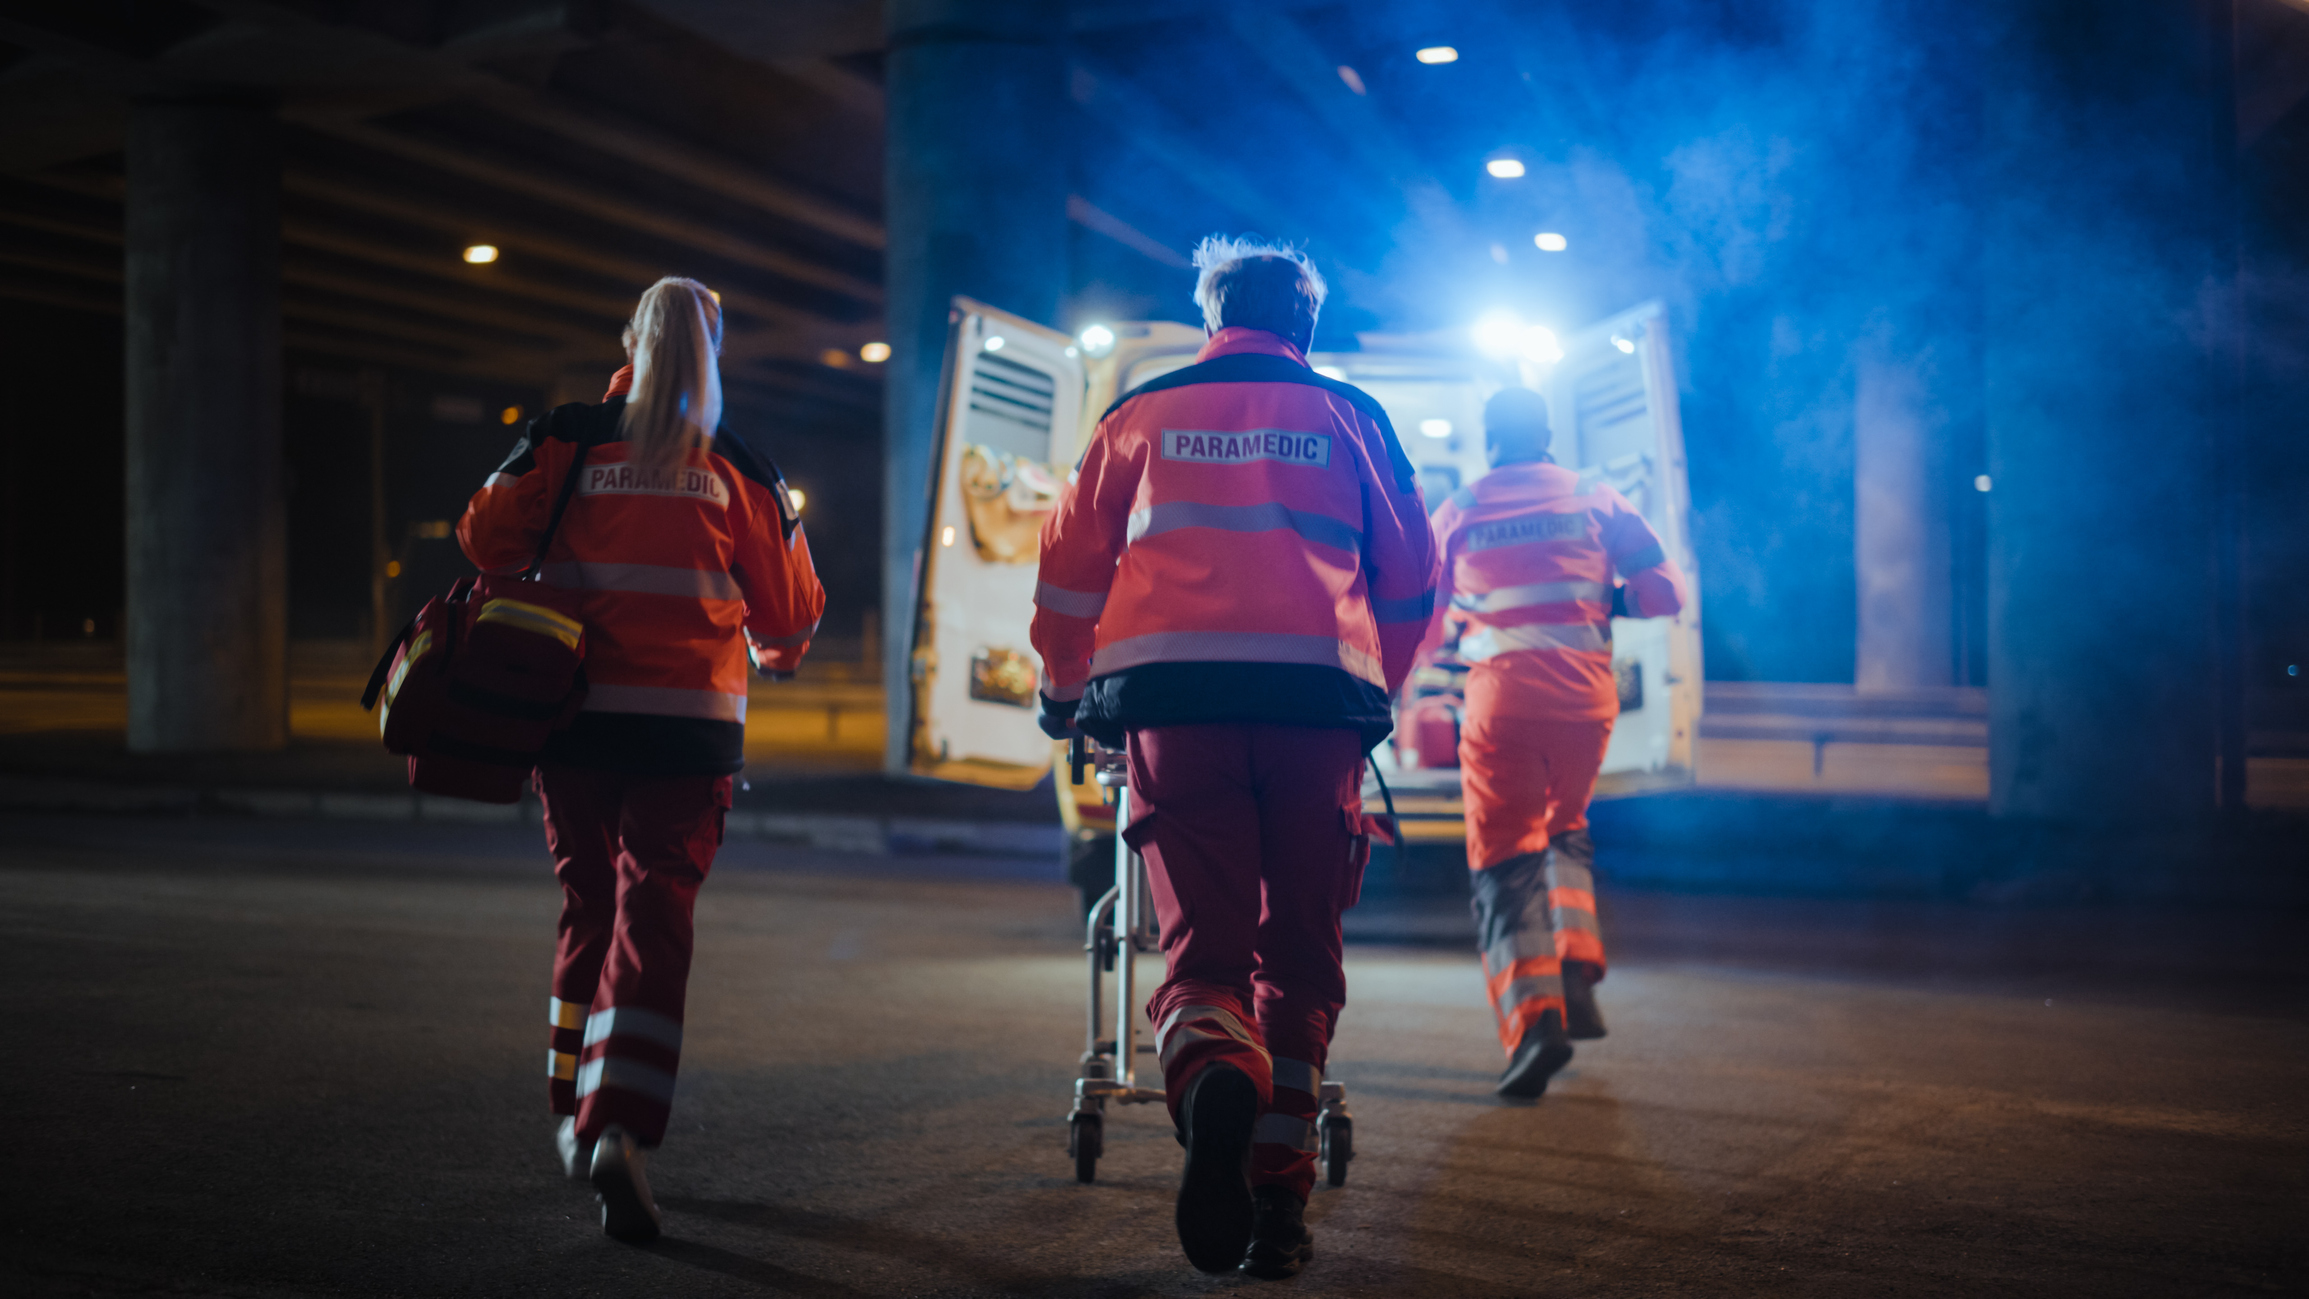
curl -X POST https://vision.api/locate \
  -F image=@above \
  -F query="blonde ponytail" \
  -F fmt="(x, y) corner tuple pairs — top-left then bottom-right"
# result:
(618, 277), (723, 474)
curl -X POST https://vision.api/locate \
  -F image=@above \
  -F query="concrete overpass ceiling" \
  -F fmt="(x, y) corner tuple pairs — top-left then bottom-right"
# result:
(0, 0), (891, 401)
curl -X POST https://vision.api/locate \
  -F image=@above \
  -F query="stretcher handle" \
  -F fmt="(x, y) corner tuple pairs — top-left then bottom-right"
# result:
(1069, 734), (1088, 786)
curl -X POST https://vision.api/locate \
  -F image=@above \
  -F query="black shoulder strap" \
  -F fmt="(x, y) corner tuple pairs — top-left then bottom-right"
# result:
(524, 442), (589, 579)
(1101, 351), (1419, 495)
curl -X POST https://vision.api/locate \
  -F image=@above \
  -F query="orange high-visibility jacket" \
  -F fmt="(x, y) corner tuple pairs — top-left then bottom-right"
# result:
(1032, 328), (1439, 744)
(458, 395), (824, 774)
(1426, 459), (1686, 721)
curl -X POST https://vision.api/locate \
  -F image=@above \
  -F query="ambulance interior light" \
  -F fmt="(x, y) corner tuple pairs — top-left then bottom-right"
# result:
(1535, 232), (1569, 252)
(983, 335), (1006, 352)
(1473, 311), (1560, 364)
(1420, 418), (1453, 439)
(1611, 334), (1636, 354)
(1079, 323), (1116, 357)
(1314, 365), (1348, 380)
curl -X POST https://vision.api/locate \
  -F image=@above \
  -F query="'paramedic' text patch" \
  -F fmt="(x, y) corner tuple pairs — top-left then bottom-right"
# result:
(578, 462), (730, 505)
(1162, 429), (1331, 469)
(1464, 510), (1590, 552)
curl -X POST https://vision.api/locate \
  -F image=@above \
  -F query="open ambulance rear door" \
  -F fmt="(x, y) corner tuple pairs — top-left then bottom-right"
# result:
(901, 297), (1086, 788)
(1543, 300), (1703, 793)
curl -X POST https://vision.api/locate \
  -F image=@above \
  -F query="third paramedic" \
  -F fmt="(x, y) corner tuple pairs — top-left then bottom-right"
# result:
(1427, 387), (1686, 1099)
(1032, 237), (1437, 1280)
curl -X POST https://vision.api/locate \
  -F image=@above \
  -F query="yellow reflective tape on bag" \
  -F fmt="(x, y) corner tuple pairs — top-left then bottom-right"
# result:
(379, 629), (434, 735)
(476, 598), (582, 651)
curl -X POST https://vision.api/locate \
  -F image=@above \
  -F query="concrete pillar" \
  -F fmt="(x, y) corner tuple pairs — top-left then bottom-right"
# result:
(125, 100), (287, 753)
(1981, 2), (2227, 819)
(1854, 351), (1952, 693)
(881, 0), (1069, 771)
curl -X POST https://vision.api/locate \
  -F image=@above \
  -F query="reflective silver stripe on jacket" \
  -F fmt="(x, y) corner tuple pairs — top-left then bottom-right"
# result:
(1459, 621), (1612, 663)
(1126, 501), (1361, 554)
(1252, 1112), (1319, 1152)
(575, 1056), (678, 1103)
(538, 561), (740, 601)
(581, 682), (748, 722)
(1451, 580), (1610, 614)
(1034, 580), (1110, 619)
(583, 1005), (684, 1053)
(1093, 630), (1383, 687)
(1154, 1003), (1269, 1072)
(752, 619), (818, 650)
(1272, 1057), (1323, 1095)
(549, 996), (586, 1030)
(1370, 588), (1438, 624)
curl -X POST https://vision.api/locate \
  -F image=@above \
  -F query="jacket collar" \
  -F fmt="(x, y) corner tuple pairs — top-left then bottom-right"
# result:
(1196, 327), (1309, 366)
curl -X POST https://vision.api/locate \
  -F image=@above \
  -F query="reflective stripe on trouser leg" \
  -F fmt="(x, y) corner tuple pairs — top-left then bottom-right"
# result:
(575, 1004), (685, 1144)
(1543, 829), (1605, 971)
(1254, 1055), (1323, 1199)
(1469, 851), (1567, 1054)
(547, 995), (589, 1115)
(1153, 1000), (1274, 1126)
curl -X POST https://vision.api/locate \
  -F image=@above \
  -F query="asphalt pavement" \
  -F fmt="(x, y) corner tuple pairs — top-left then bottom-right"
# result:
(2, 812), (2303, 1297)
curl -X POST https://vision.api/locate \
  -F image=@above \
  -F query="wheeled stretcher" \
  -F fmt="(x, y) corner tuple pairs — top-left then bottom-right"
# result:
(1062, 737), (1356, 1187)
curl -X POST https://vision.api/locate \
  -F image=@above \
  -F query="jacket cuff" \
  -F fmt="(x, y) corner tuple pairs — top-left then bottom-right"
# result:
(1039, 692), (1079, 720)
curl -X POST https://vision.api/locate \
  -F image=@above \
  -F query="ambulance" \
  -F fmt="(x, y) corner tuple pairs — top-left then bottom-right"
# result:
(899, 296), (1702, 847)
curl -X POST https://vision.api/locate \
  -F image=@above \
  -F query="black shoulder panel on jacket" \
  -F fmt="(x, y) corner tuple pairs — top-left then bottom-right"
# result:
(711, 427), (798, 540)
(1100, 352), (1418, 495)
(494, 399), (621, 476)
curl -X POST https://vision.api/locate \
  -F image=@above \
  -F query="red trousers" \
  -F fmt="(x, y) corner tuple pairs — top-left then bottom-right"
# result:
(536, 765), (731, 1147)
(1127, 724), (1367, 1202)
(1459, 713), (1612, 1054)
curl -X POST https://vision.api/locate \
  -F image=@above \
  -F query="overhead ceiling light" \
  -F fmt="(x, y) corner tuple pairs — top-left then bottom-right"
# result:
(462, 244), (498, 264)
(1314, 365), (1348, 380)
(1534, 231), (1568, 252)
(984, 335), (1006, 352)
(1078, 323), (1116, 356)
(820, 348), (853, 368)
(1612, 335), (1636, 354)
(1416, 46), (1459, 64)
(1336, 65), (1367, 95)
(786, 487), (806, 513)
(1489, 243), (1509, 264)
(1419, 418), (1454, 439)
(859, 341), (890, 363)
(1486, 159), (1526, 179)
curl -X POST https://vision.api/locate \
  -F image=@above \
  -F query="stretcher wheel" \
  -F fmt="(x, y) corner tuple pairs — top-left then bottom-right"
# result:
(1320, 1116), (1352, 1188)
(1069, 1112), (1102, 1183)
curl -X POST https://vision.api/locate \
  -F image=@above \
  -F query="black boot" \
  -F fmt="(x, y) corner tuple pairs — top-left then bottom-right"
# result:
(1239, 1184), (1314, 1279)
(1175, 1064), (1258, 1273)
(1563, 960), (1607, 1040)
(1497, 1014), (1574, 1099)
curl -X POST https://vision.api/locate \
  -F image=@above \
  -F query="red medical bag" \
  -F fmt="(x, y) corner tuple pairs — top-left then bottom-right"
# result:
(361, 448), (590, 803)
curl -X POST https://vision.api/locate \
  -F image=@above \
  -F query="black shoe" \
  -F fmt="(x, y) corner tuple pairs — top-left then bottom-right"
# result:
(1563, 961), (1607, 1040)
(1497, 1021), (1574, 1099)
(1176, 1064), (1258, 1273)
(1240, 1185), (1314, 1279)
(590, 1124), (662, 1244)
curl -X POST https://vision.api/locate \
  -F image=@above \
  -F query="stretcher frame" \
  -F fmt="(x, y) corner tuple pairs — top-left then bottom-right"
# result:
(1064, 738), (1355, 1187)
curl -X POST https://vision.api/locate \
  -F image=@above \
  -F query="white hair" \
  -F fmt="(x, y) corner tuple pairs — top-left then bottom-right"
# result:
(618, 277), (723, 474)
(1190, 235), (1328, 342)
